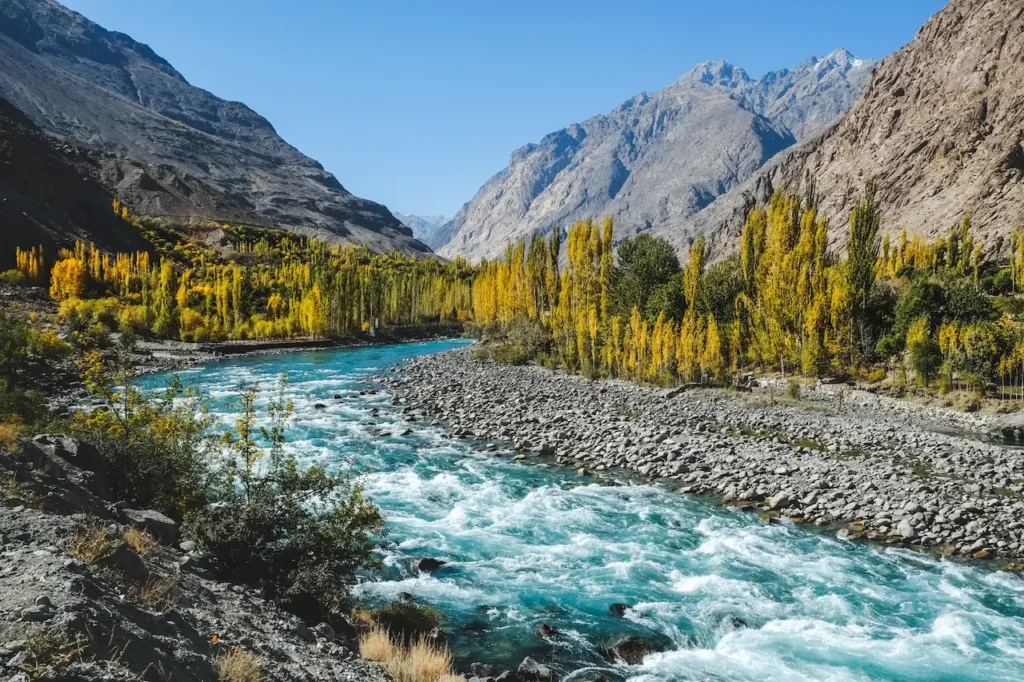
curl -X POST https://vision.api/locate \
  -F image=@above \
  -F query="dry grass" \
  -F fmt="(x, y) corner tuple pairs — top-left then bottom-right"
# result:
(122, 526), (159, 557)
(19, 630), (88, 680)
(351, 607), (377, 628)
(0, 419), (22, 452)
(1, 474), (39, 507)
(67, 523), (119, 563)
(129, 575), (179, 612)
(215, 648), (262, 682)
(359, 626), (398, 660)
(359, 628), (462, 682)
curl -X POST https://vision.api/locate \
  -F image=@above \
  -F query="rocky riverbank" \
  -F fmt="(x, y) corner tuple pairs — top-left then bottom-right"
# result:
(0, 436), (388, 682)
(384, 348), (1024, 565)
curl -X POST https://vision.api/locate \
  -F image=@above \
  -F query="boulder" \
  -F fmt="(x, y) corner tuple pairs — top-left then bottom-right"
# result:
(606, 635), (663, 665)
(27, 434), (109, 498)
(517, 657), (552, 680)
(417, 557), (447, 573)
(123, 509), (178, 545)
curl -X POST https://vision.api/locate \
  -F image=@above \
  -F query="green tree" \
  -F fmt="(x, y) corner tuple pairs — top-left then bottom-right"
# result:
(614, 234), (681, 318)
(847, 180), (882, 362)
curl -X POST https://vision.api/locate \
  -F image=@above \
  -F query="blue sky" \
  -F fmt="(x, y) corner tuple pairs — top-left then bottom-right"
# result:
(61, 0), (946, 218)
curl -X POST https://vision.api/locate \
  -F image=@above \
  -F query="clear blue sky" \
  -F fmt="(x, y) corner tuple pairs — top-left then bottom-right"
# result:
(61, 0), (946, 218)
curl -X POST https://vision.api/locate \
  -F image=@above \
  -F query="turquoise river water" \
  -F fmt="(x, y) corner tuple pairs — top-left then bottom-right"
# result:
(147, 340), (1024, 682)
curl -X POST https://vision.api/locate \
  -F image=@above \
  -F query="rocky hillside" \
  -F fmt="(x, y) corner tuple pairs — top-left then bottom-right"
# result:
(438, 51), (872, 262)
(0, 436), (386, 682)
(666, 0), (1024, 257)
(0, 97), (150, 261)
(394, 212), (450, 250)
(0, 0), (429, 255)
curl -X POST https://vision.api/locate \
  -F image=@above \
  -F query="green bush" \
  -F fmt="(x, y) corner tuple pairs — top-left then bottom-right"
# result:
(71, 338), (210, 520)
(373, 602), (441, 642)
(786, 379), (801, 400)
(491, 343), (530, 365)
(190, 378), (386, 620)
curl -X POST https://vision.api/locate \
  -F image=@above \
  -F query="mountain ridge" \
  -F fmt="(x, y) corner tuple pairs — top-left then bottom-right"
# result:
(437, 50), (873, 262)
(0, 0), (430, 255)
(659, 0), (1024, 258)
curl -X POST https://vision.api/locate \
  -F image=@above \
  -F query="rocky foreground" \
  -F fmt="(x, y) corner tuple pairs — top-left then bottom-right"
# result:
(385, 348), (1024, 564)
(0, 436), (386, 682)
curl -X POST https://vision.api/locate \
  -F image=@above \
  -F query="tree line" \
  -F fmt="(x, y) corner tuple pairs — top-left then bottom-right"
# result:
(472, 182), (1024, 398)
(8, 205), (475, 343)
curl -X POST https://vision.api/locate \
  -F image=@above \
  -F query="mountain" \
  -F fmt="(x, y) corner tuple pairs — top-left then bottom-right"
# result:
(437, 51), (873, 262)
(678, 49), (872, 140)
(394, 212), (451, 249)
(0, 96), (150, 260)
(0, 0), (430, 255)
(664, 0), (1024, 256)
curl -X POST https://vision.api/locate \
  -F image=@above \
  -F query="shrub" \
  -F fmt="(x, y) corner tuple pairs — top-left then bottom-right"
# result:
(490, 343), (530, 366)
(129, 575), (180, 612)
(786, 379), (801, 400)
(0, 269), (27, 286)
(215, 649), (262, 682)
(190, 377), (386, 620)
(123, 527), (159, 557)
(28, 330), (73, 361)
(67, 522), (119, 563)
(71, 338), (211, 521)
(373, 602), (441, 641)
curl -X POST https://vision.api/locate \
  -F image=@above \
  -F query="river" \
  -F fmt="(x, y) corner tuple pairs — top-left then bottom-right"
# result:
(148, 340), (1024, 682)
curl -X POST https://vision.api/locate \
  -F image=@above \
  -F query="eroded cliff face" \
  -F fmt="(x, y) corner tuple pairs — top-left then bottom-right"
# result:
(668, 0), (1024, 258)
(438, 51), (872, 262)
(0, 0), (430, 255)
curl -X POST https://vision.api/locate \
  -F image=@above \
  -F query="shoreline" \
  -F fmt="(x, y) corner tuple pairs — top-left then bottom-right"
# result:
(130, 324), (466, 375)
(383, 347), (1024, 568)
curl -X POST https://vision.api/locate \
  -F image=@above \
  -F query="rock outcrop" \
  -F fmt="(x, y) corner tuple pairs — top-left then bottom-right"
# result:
(662, 0), (1024, 257)
(0, 0), (429, 255)
(438, 51), (872, 262)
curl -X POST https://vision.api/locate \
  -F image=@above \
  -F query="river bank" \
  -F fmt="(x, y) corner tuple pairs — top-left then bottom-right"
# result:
(384, 348), (1024, 565)
(132, 324), (465, 374)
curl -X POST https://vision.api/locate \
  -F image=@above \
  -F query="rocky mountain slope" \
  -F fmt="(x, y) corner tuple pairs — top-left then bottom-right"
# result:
(662, 0), (1024, 257)
(438, 51), (872, 262)
(0, 97), (150, 261)
(0, 0), (429, 255)
(394, 212), (450, 249)
(0, 435), (386, 682)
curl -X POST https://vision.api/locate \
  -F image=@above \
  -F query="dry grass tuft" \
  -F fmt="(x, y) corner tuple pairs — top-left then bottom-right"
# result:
(67, 523), (119, 563)
(215, 648), (262, 682)
(123, 526), (159, 556)
(129, 575), (180, 612)
(1, 474), (39, 507)
(0, 419), (22, 452)
(359, 628), (462, 682)
(358, 626), (397, 661)
(19, 630), (88, 679)
(351, 607), (376, 628)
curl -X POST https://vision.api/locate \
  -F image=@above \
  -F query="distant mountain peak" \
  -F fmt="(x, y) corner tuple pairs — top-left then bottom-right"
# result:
(676, 59), (753, 90)
(437, 50), (873, 262)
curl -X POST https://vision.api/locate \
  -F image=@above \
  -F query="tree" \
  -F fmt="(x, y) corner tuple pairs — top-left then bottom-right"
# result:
(614, 234), (681, 318)
(847, 180), (882, 363)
